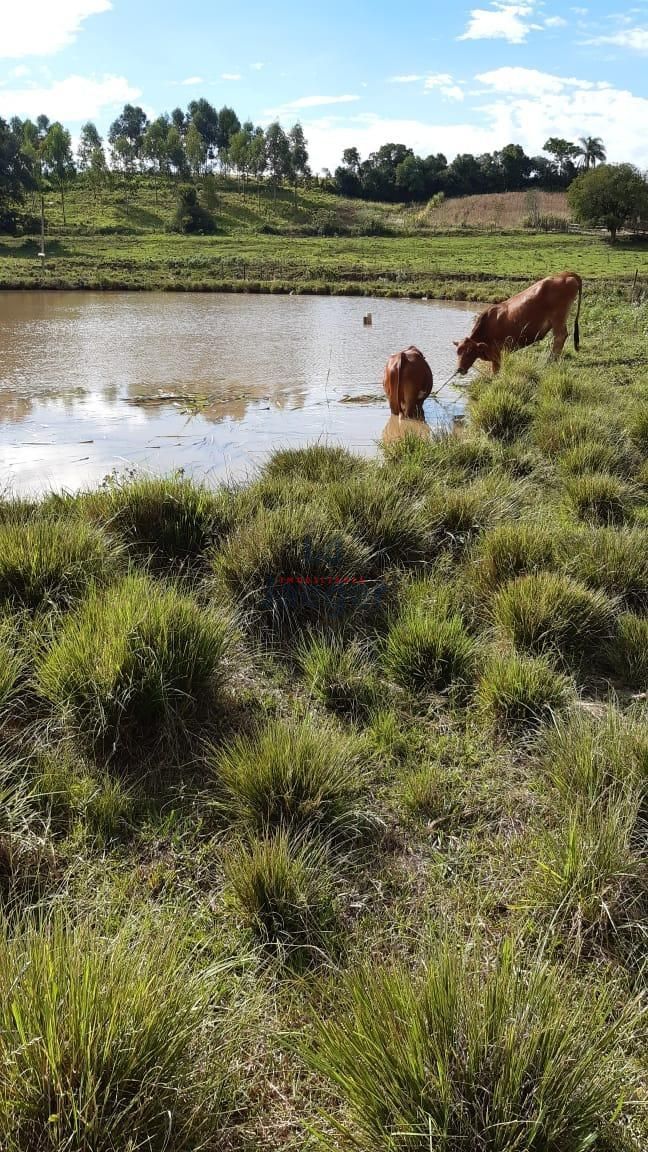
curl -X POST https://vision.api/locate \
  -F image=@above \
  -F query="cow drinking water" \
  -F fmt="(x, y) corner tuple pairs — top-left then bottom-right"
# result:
(454, 272), (583, 376)
(383, 345), (433, 419)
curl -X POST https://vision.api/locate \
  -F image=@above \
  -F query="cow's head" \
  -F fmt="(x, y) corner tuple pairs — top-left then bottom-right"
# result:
(453, 337), (489, 375)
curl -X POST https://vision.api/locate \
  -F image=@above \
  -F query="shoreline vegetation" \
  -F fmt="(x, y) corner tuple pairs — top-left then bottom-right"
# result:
(1, 283), (647, 1147)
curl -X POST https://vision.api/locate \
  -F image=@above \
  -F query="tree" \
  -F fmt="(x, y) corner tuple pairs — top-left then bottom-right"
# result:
(543, 137), (579, 183)
(110, 135), (137, 213)
(216, 106), (241, 166)
(88, 145), (108, 205)
(288, 122), (309, 205)
(228, 126), (252, 193)
(264, 121), (291, 199)
(171, 107), (186, 135)
(395, 153), (427, 201)
(495, 143), (531, 191)
(166, 125), (187, 177)
(185, 122), (207, 177)
(576, 136), (606, 170)
(568, 163), (648, 241)
(342, 147), (360, 173)
(0, 117), (31, 227)
(142, 115), (170, 199)
(42, 122), (74, 223)
(108, 104), (149, 165)
(77, 122), (102, 172)
(187, 99), (219, 160)
(248, 128), (267, 204)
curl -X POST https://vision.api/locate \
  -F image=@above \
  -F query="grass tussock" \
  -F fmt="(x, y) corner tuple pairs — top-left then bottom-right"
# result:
(299, 635), (379, 720)
(0, 918), (243, 1152)
(310, 939), (639, 1151)
(0, 759), (52, 904)
(474, 520), (557, 593)
(36, 573), (232, 759)
(383, 609), (476, 695)
(328, 475), (429, 570)
(0, 519), (122, 613)
(491, 571), (616, 670)
(611, 613), (648, 689)
(476, 649), (572, 736)
(564, 471), (637, 525)
(224, 831), (339, 963)
(0, 617), (24, 717)
(537, 706), (648, 805)
(470, 386), (533, 443)
(262, 443), (366, 484)
(559, 526), (648, 611)
(210, 716), (368, 841)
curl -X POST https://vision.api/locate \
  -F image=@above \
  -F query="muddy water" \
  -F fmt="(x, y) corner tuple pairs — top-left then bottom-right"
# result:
(0, 291), (476, 494)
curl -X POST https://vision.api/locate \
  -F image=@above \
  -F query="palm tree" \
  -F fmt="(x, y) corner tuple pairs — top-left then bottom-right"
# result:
(577, 136), (606, 170)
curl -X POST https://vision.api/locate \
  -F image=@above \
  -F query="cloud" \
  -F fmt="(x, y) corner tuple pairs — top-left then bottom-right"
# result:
(424, 73), (464, 101)
(459, 1), (542, 44)
(1, 1), (112, 58)
(388, 74), (424, 83)
(251, 62), (264, 70)
(180, 76), (204, 85)
(263, 94), (360, 116)
(0, 74), (141, 123)
(545, 16), (567, 27)
(475, 66), (603, 94)
(584, 27), (648, 53)
(221, 73), (242, 80)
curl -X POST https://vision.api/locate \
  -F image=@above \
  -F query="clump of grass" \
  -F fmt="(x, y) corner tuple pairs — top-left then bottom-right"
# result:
(36, 573), (231, 759)
(214, 504), (382, 637)
(0, 617), (24, 717)
(299, 636), (378, 720)
(528, 792), (646, 945)
(263, 444), (365, 483)
(474, 520), (558, 592)
(82, 474), (234, 567)
(0, 519), (122, 613)
(0, 917), (243, 1151)
(611, 613), (648, 690)
(477, 650), (572, 736)
(470, 386), (533, 443)
(537, 706), (648, 805)
(558, 440), (631, 476)
(0, 759), (52, 904)
(534, 404), (610, 455)
(34, 746), (134, 840)
(399, 762), (466, 825)
(629, 406), (648, 454)
(310, 939), (639, 1151)
(210, 717), (368, 841)
(328, 476), (429, 570)
(224, 832), (339, 964)
(559, 525), (648, 611)
(564, 471), (636, 525)
(426, 474), (523, 549)
(492, 571), (616, 670)
(383, 610), (476, 695)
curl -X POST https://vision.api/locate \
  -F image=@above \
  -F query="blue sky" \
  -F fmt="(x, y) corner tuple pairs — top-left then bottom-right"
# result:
(1, 1), (648, 171)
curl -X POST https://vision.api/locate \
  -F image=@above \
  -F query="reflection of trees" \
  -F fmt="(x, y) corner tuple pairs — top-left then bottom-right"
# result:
(0, 390), (33, 424)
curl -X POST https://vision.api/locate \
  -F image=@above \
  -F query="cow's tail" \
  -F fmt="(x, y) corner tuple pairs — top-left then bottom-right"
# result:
(394, 351), (405, 417)
(573, 274), (582, 351)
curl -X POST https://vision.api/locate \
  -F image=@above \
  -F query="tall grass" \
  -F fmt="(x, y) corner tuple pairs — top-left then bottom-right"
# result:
(299, 635), (379, 720)
(37, 573), (232, 758)
(559, 526), (648, 611)
(0, 758), (51, 903)
(0, 519), (122, 613)
(536, 706), (648, 805)
(0, 616), (24, 716)
(0, 917), (243, 1151)
(474, 520), (557, 593)
(476, 649), (572, 736)
(564, 472), (637, 525)
(263, 444), (366, 483)
(328, 476), (430, 571)
(470, 386), (533, 443)
(611, 613), (648, 689)
(383, 609), (476, 695)
(310, 939), (639, 1151)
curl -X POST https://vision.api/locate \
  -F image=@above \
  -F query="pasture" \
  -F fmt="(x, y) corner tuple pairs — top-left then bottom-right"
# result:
(1, 291), (647, 1149)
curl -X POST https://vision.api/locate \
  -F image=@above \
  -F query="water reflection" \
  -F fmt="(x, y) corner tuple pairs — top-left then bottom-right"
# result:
(381, 413), (432, 446)
(0, 291), (476, 494)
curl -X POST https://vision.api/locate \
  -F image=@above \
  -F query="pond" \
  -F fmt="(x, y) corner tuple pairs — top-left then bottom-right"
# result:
(0, 291), (476, 494)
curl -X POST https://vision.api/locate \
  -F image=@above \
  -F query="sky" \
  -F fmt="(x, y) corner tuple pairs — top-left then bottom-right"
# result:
(1, 0), (648, 172)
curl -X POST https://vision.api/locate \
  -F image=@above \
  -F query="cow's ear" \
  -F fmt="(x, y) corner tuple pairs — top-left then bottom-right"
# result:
(453, 340), (459, 347)
(476, 342), (489, 358)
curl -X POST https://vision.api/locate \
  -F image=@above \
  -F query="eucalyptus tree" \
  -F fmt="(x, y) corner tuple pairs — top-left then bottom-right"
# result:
(42, 122), (74, 223)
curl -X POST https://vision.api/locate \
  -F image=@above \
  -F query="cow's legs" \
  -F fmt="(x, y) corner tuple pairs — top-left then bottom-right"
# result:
(550, 325), (568, 360)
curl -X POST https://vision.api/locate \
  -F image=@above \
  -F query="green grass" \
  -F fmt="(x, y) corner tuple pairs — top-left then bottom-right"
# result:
(470, 386), (534, 443)
(383, 609), (477, 695)
(36, 573), (232, 759)
(474, 520), (558, 593)
(476, 649), (572, 736)
(536, 706), (648, 805)
(310, 939), (641, 1151)
(564, 471), (638, 525)
(559, 526), (648, 610)
(0, 519), (122, 614)
(299, 636), (379, 720)
(611, 613), (648, 689)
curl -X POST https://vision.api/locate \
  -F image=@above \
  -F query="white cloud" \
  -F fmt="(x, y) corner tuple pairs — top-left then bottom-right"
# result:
(545, 16), (567, 27)
(389, 74), (424, 83)
(1, 1), (112, 58)
(459, 2), (542, 44)
(264, 94), (360, 116)
(221, 73), (242, 80)
(0, 74), (141, 123)
(251, 62), (264, 70)
(476, 66), (603, 94)
(180, 76), (204, 85)
(424, 73), (464, 101)
(584, 27), (648, 53)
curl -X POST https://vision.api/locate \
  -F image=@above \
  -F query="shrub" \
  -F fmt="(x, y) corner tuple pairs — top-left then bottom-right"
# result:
(263, 444), (365, 484)
(299, 636), (378, 720)
(0, 519), (122, 613)
(610, 613), (648, 690)
(0, 918), (241, 1151)
(470, 386), (533, 443)
(214, 504), (382, 637)
(37, 574), (231, 758)
(491, 572), (616, 670)
(564, 472), (636, 525)
(537, 706), (648, 805)
(328, 476), (430, 571)
(383, 610), (476, 694)
(210, 717), (367, 841)
(224, 832), (339, 963)
(475, 521), (557, 592)
(82, 474), (233, 566)
(559, 526), (648, 611)
(310, 939), (639, 1151)
(477, 650), (572, 735)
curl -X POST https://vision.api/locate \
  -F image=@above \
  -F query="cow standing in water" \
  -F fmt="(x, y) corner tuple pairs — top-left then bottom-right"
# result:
(383, 346), (433, 419)
(453, 272), (582, 376)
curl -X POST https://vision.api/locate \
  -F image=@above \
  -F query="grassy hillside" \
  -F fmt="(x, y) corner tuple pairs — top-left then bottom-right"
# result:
(0, 292), (647, 1149)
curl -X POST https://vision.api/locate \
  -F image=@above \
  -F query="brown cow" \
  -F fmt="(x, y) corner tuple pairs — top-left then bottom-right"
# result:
(383, 346), (433, 418)
(453, 272), (582, 376)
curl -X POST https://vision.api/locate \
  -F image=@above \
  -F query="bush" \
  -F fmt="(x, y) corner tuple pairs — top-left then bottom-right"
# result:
(477, 650), (572, 735)
(475, 521), (557, 592)
(0, 520), (122, 613)
(214, 504), (382, 637)
(470, 386), (533, 443)
(171, 184), (216, 233)
(299, 636), (378, 720)
(224, 832), (339, 963)
(310, 939), (639, 1151)
(492, 572), (616, 670)
(559, 526), (648, 611)
(37, 574), (231, 758)
(82, 474), (233, 566)
(0, 918), (241, 1151)
(210, 717), (367, 841)
(564, 472), (636, 525)
(611, 613), (648, 690)
(383, 610), (476, 694)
